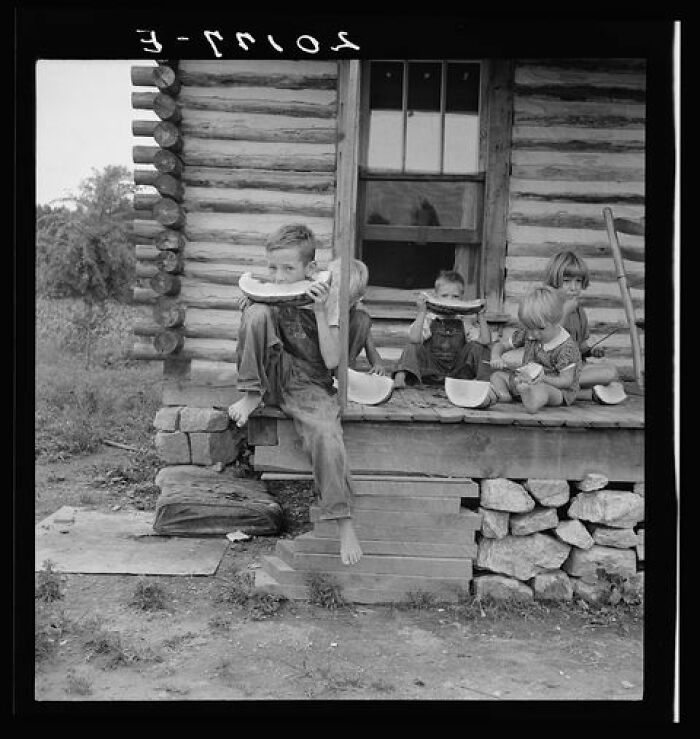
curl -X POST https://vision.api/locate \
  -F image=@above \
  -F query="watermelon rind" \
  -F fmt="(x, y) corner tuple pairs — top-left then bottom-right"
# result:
(239, 270), (332, 306)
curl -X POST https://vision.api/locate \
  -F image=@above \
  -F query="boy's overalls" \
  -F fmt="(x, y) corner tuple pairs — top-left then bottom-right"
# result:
(236, 302), (354, 521)
(395, 315), (492, 385)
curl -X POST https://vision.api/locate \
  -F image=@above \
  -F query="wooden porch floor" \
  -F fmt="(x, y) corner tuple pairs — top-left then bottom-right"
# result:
(248, 385), (644, 482)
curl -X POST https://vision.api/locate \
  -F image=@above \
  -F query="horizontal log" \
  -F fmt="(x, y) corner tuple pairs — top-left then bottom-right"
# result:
(506, 241), (642, 260)
(150, 272), (181, 296)
(157, 251), (184, 274)
(136, 309), (242, 341)
(507, 225), (645, 251)
(517, 59), (646, 73)
(510, 199), (644, 224)
(134, 193), (159, 210)
(132, 91), (157, 110)
(515, 65), (646, 90)
(178, 359), (239, 387)
(153, 92), (182, 123)
(184, 186), (334, 218)
(153, 198), (185, 228)
(134, 168), (158, 186)
(133, 286), (158, 305)
(154, 329), (184, 355)
(161, 381), (241, 408)
(132, 120), (157, 137)
(183, 212), (333, 247)
(181, 138), (336, 172)
(509, 178), (644, 202)
(182, 166), (335, 192)
(132, 336), (238, 363)
(512, 125), (645, 153)
(505, 255), (644, 279)
(511, 150), (644, 170)
(154, 149), (184, 176)
(179, 108), (337, 144)
(179, 281), (243, 309)
(506, 268), (644, 288)
(513, 98), (645, 128)
(178, 86), (337, 118)
(131, 65), (158, 86)
(513, 84), (645, 104)
(133, 145), (158, 164)
(183, 263), (264, 286)
(153, 65), (181, 95)
(153, 299), (185, 329)
(154, 121), (183, 152)
(511, 164), (645, 182)
(136, 262), (158, 279)
(154, 173), (184, 201)
(178, 60), (337, 89)
(505, 281), (643, 306)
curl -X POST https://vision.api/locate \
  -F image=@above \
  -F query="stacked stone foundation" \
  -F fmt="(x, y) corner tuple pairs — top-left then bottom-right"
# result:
(472, 475), (644, 604)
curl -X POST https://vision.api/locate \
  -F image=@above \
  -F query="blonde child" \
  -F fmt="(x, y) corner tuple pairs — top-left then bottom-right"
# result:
(327, 257), (385, 375)
(544, 250), (624, 395)
(490, 285), (582, 414)
(393, 270), (491, 388)
(229, 224), (362, 566)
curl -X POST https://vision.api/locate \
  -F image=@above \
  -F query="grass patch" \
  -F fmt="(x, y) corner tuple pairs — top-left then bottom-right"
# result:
(304, 572), (348, 610)
(129, 578), (170, 612)
(35, 602), (71, 664)
(214, 571), (287, 620)
(65, 669), (93, 696)
(81, 626), (162, 670)
(35, 560), (65, 603)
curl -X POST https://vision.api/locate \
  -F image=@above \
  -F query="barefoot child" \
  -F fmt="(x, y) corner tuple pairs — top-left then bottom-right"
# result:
(393, 270), (491, 388)
(327, 257), (385, 375)
(229, 224), (362, 566)
(489, 286), (582, 414)
(544, 250), (624, 397)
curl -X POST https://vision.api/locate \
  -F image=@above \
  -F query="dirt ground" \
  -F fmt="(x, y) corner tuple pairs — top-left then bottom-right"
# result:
(34, 446), (644, 703)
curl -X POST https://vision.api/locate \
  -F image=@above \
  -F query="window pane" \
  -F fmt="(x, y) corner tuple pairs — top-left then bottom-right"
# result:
(370, 62), (404, 110)
(365, 181), (478, 228)
(407, 62), (441, 111)
(367, 111), (403, 170)
(443, 113), (479, 173)
(405, 112), (440, 173)
(362, 240), (457, 289)
(446, 63), (480, 113)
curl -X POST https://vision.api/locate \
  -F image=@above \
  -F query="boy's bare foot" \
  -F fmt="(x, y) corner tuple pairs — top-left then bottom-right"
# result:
(519, 384), (543, 414)
(337, 518), (362, 566)
(228, 392), (263, 427)
(393, 371), (406, 389)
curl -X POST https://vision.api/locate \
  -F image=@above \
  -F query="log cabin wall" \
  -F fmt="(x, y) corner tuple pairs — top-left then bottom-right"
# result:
(130, 60), (339, 407)
(504, 59), (645, 380)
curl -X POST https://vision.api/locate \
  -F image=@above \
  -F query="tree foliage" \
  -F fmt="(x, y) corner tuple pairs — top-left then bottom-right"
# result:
(36, 165), (136, 302)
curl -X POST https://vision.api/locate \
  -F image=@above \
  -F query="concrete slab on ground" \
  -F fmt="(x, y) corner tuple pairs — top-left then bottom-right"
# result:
(35, 506), (228, 575)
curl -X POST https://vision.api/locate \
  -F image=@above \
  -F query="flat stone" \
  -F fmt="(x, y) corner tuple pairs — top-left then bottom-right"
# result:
(153, 406), (183, 432)
(190, 430), (240, 466)
(633, 482), (645, 497)
(636, 529), (645, 561)
(555, 519), (594, 550)
(568, 490), (645, 528)
(524, 479), (570, 507)
(531, 571), (573, 601)
(575, 473), (609, 492)
(479, 507), (509, 539)
(476, 533), (571, 581)
(480, 478), (535, 513)
(510, 507), (559, 536)
(179, 407), (230, 432)
(474, 575), (533, 601)
(563, 544), (637, 580)
(590, 525), (639, 549)
(154, 431), (191, 464)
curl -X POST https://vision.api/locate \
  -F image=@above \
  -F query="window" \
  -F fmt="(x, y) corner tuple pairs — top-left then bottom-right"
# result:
(359, 60), (485, 295)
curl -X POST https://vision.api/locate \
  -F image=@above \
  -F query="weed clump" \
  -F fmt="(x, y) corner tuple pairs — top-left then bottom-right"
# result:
(129, 578), (169, 611)
(35, 560), (65, 603)
(35, 603), (70, 663)
(65, 669), (93, 696)
(214, 571), (286, 620)
(305, 572), (348, 610)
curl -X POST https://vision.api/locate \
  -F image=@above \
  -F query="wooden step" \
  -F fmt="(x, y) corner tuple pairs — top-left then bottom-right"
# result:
(351, 494), (460, 513)
(261, 554), (470, 593)
(310, 505), (481, 530)
(312, 520), (479, 543)
(254, 569), (462, 604)
(275, 540), (472, 578)
(352, 477), (479, 498)
(292, 532), (477, 559)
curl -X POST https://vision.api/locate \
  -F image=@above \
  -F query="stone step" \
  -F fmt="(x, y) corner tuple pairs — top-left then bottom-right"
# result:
(254, 568), (462, 604)
(312, 519), (478, 543)
(275, 539), (472, 578)
(310, 505), (481, 530)
(351, 494), (460, 513)
(293, 532), (477, 559)
(261, 554), (470, 594)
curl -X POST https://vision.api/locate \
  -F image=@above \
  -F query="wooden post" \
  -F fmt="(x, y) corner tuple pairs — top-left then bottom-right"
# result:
(334, 60), (362, 411)
(482, 59), (514, 310)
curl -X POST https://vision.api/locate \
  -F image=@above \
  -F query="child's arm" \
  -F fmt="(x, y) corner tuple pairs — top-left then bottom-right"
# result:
(364, 333), (385, 375)
(407, 293), (429, 344)
(541, 366), (576, 390)
(489, 339), (509, 369)
(308, 281), (340, 369)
